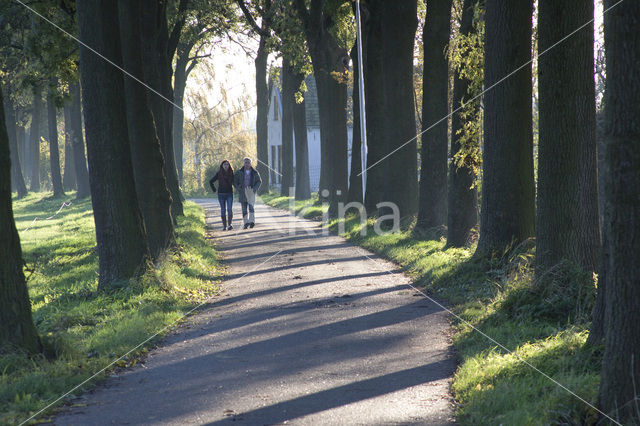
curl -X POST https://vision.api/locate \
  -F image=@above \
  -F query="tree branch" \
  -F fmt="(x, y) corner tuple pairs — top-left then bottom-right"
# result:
(236, 0), (270, 37)
(168, 0), (190, 59)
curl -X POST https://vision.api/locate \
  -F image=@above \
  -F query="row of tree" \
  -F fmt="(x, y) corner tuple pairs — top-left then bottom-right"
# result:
(235, 0), (639, 421)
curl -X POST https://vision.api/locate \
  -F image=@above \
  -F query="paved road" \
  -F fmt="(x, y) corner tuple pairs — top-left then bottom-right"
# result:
(53, 200), (456, 425)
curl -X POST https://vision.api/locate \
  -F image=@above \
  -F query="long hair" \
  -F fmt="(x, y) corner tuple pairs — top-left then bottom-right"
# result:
(219, 159), (234, 178)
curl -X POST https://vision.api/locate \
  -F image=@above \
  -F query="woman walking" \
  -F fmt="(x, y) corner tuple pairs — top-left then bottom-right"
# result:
(234, 157), (261, 229)
(209, 160), (235, 230)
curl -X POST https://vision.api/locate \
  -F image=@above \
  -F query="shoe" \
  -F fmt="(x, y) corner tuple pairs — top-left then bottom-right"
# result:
(249, 222), (255, 228)
(243, 223), (250, 229)
(227, 224), (233, 230)
(222, 226), (227, 231)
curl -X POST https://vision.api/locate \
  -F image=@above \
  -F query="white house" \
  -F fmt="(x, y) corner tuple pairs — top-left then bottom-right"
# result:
(267, 75), (352, 192)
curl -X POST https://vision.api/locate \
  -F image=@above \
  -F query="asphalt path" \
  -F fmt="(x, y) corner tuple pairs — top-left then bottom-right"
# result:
(52, 199), (456, 425)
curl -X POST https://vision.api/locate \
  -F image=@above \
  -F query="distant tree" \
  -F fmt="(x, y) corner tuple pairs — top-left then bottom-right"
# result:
(416, 0), (453, 233)
(46, 80), (64, 198)
(2, 83), (28, 198)
(77, 0), (150, 289)
(28, 85), (42, 192)
(66, 82), (90, 199)
(535, 0), (599, 279)
(62, 103), (76, 191)
(280, 57), (295, 195)
(0, 85), (41, 355)
(446, 0), (482, 247)
(118, 0), (176, 260)
(597, 1), (640, 422)
(476, 0), (535, 256)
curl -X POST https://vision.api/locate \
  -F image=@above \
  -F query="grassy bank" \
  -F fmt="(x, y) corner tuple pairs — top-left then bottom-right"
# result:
(2, 193), (221, 424)
(262, 192), (601, 425)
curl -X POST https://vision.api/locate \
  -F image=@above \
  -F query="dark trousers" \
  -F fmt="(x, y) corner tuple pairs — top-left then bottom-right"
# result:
(241, 201), (255, 223)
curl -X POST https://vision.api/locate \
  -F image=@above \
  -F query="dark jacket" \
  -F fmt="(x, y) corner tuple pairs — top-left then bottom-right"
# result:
(233, 167), (261, 203)
(209, 171), (234, 194)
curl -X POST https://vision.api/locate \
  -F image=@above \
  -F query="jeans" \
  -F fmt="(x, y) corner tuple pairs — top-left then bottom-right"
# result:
(241, 201), (255, 223)
(218, 193), (233, 217)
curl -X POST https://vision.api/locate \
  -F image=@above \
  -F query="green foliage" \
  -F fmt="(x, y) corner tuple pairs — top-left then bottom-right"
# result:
(1, 194), (221, 424)
(263, 193), (603, 425)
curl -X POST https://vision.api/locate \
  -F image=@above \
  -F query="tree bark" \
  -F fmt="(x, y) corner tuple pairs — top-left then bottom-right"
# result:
(255, 36), (270, 193)
(77, 0), (150, 290)
(2, 84), (28, 198)
(294, 79), (311, 201)
(447, 0), (479, 248)
(294, 0), (349, 218)
(119, 0), (176, 261)
(347, 41), (362, 204)
(68, 82), (91, 199)
(417, 0), (453, 231)
(172, 42), (190, 187)
(62, 103), (76, 191)
(476, 0), (535, 256)
(597, 1), (640, 422)
(0, 85), (41, 355)
(141, 0), (183, 219)
(29, 85), (42, 192)
(280, 58), (295, 196)
(47, 83), (65, 198)
(535, 0), (599, 278)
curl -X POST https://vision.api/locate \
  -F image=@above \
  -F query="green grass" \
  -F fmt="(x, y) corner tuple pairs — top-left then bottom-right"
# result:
(259, 191), (327, 220)
(263, 193), (602, 426)
(2, 192), (221, 425)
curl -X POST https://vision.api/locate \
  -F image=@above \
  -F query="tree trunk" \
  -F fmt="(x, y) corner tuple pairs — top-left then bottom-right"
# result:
(280, 58), (295, 196)
(17, 124), (26, 181)
(294, 0), (349, 218)
(2, 84), (28, 198)
(63, 103), (76, 191)
(172, 43), (190, 187)
(141, 0), (183, 219)
(0, 85), (41, 355)
(119, 0), (176, 260)
(447, 0), (479, 248)
(535, 0), (599, 278)
(598, 1), (640, 422)
(294, 79), (311, 201)
(255, 36), (270, 193)
(69, 82), (91, 199)
(347, 42), (362, 204)
(77, 0), (150, 290)
(47, 83), (65, 198)
(476, 0), (535, 256)
(363, 0), (387, 214)
(29, 86), (42, 192)
(417, 0), (452, 231)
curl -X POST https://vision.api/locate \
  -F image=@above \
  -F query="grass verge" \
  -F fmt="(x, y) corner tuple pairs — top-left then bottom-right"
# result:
(2, 193), (221, 425)
(262, 192), (601, 425)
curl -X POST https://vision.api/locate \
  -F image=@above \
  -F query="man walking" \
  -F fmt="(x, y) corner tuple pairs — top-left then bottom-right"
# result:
(234, 157), (262, 229)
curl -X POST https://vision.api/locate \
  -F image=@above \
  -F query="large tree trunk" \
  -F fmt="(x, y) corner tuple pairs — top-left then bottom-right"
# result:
(3, 84), (28, 198)
(347, 42), (362, 204)
(0, 85), (41, 355)
(362, 0), (387, 214)
(294, 79), (311, 201)
(280, 58), (295, 196)
(255, 36), (270, 193)
(77, 0), (150, 290)
(294, 0), (349, 218)
(141, 0), (183, 219)
(17, 124), (26, 181)
(447, 0), (479, 248)
(417, 0), (452, 232)
(47, 83), (65, 198)
(476, 0), (535, 256)
(29, 86), (42, 192)
(62, 104), (76, 191)
(119, 0), (175, 260)
(68, 82), (91, 199)
(535, 0), (599, 278)
(597, 1), (640, 422)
